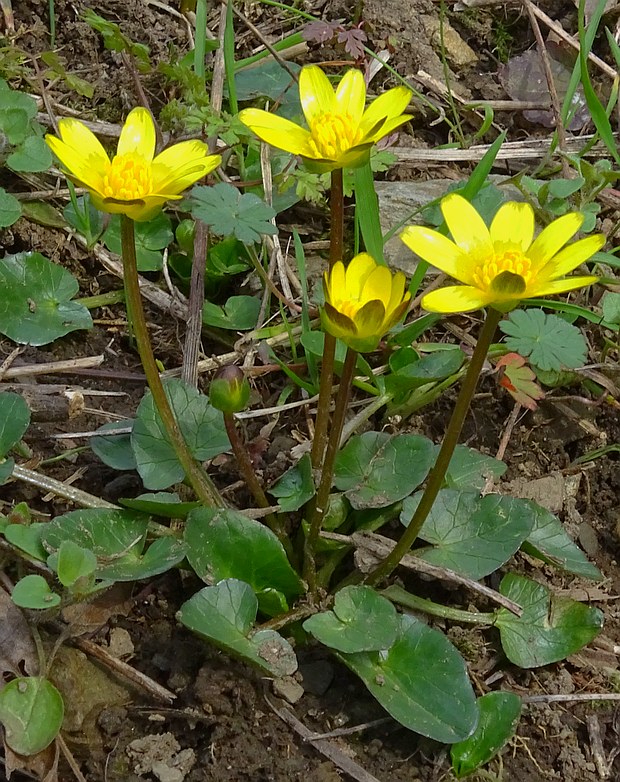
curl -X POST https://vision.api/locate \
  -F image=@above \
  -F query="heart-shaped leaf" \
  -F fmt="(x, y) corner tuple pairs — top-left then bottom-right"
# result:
(334, 432), (434, 510)
(0, 188), (22, 228)
(269, 454), (315, 512)
(444, 445), (506, 491)
(4, 523), (48, 561)
(0, 392), (31, 458)
(496, 574), (603, 668)
(303, 586), (399, 653)
(403, 491), (535, 579)
(120, 492), (199, 519)
(12, 576), (60, 610)
(339, 614), (478, 742)
(0, 252), (92, 345)
(96, 537), (186, 581)
(90, 421), (136, 471)
(203, 295), (261, 330)
(0, 677), (63, 755)
(521, 504), (601, 580)
(47, 541), (97, 587)
(132, 378), (229, 490)
(185, 508), (303, 613)
(6, 136), (52, 173)
(178, 579), (298, 677)
(103, 212), (173, 272)
(451, 692), (522, 778)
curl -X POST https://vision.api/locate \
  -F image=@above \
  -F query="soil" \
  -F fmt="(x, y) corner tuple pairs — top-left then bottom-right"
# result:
(1, 0), (620, 781)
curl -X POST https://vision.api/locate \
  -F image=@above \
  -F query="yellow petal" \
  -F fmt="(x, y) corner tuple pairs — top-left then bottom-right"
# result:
(353, 299), (386, 338)
(345, 253), (376, 298)
(299, 66), (336, 125)
(530, 275), (598, 298)
(322, 302), (357, 340)
(46, 119), (109, 193)
(359, 86), (412, 137)
(421, 285), (493, 313)
(90, 192), (172, 221)
(384, 297), (410, 331)
(363, 113), (410, 143)
(327, 261), (347, 302)
(117, 107), (156, 161)
(536, 234), (605, 280)
(489, 201), (534, 252)
(361, 265), (392, 308)
(527, 212), (583, 267)
(151, 141), (220, 193)
(400, 225), (470, 283)
(239, 108), (316, 157)
(441, 194), (493, 258)
(386, 271), (407, 315)
(335, 69), (366, 126)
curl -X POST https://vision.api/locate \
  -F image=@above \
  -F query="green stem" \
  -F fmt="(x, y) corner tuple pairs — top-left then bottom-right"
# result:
(304, 347), (357, 591)
(310, 167), (344, 469)
(364, 308), (503, 586)
(193, 0), (207, 80)
(76, 290), (125, 309)
(223, 412), (292, 556)
(120, 215), (224, 508)
(381, 585), (496, 625)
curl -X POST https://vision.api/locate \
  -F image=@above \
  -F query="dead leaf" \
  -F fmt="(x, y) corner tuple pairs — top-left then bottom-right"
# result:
(4, 738), (59, 782)
(0, 587), (38, 677)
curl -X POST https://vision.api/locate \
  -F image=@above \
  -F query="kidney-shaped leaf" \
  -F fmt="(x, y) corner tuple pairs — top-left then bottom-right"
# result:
(496, 574), (603, 668)
(0, 252), (92, 345)
(340, 614), (478, 743)
(178, 579), (297, 677)
(185, 508), (303, 603)
(522, 504), (601, 580)
(0, 392), (30, 458)
(403, 491), (535, 579)
(303, 586), (399, 653)
(334, 433), (434, 510)
(0, 677), (64, 755)
(451, 691), (522, 778)
(132, 379), (229, 490)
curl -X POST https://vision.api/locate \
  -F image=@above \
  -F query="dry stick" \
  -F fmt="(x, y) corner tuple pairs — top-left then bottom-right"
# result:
(0, 355), (104, 380)
(12, 464), (119, 509)
(522, 693), (620, 703)
(521, 0), (571, 179)
(57, 734), (88, 782)
(182, 0), (227, 387)
(483, 401), (522, 494)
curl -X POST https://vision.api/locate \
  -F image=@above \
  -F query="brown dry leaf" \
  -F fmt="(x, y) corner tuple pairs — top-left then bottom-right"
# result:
(4, 738), (59, 782)
(0, 587), (38, 677)
(60, 583), (133, 636)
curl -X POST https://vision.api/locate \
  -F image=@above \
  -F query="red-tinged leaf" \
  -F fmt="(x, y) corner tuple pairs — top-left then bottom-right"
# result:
(302, 20), (340, 44)
(337, 28), (367, 59)
(496, 353), (545, 411)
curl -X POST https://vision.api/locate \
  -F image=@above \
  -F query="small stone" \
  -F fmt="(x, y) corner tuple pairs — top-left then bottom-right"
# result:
(299, 661), (334, 696)
(108, 627), (134, 659)
(578, 522), (599, 556)
(272, 676), (304, 704)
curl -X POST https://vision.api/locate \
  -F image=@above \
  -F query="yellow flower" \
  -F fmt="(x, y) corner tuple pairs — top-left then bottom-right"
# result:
(322, 253), (410, 352)
(46, 107), (221, 221)
(238, 65), (411, 172)
(400, 194), (603, 313)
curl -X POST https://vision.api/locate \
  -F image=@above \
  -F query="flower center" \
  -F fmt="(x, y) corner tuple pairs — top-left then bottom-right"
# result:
(308, 113), (363, 159)
(102, 154), (152, 201)
(473, 251), (532, 296)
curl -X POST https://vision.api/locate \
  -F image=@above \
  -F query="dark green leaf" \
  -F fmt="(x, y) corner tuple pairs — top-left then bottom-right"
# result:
(496, 573), (603, 668)
(202, 295), (260, 330)
(403, 491), (535, 579)
(120, 492), (199, 519)
(91, 421), (136, 471)
(334, 432), (434, 509)
(6, 136), (52, 173)
(190, 183), (277, 243)
(444, 445), (507, 491)
(386, 348), (465, 394)
(0, 392), (30, 458)
(340, 614), (478, 742)
(4, 523), (48, 561)
(0, 252), (92, 345)
(500, 310), (587, 371)
(269, 454), (315, 511)
(178, 579), (298, 677)
(0, 188), (22, 228)
(131, 379), (229, 490)
(303, 586), (400, 653)
(103, 212), (173, 272)
(451, 692), (522, 778)
(0, 677), (64, 755)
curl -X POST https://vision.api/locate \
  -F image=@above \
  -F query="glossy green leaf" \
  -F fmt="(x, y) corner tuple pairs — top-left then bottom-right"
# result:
(103, 212), (173, 272)
(403, 491), (535, 579)
(451, 692), (522, 778)
(340, 614), (478, 742)
(96, 536), (186, 581)
(4, 523), (48, 561)
(0, 458), (14, 484)
(90, 421), (136, 471)
(303, 586), (399, 653)
(496, 574), (603, 668)
(0, 677), (64, 755)
(522, 504), (601, 580)
(7, 136), (52, 173)
(269, 454), (315, 511)
(444, 445), (506, 491)
(203, 295), (260, 330)
(178, 579), (298, 677)
(0, 252), (92, 345)
(132, 379), (229, 490)
(120, 492), (199, 519)
(11, 576), (60, 610)
(0, 188), (22, 227)
(334, 432), (434, 510)
(47, 540), (97, 587)
(386, 348), (465, 394)
(0, 392), (30, 458)
(185, 508), (303, 608)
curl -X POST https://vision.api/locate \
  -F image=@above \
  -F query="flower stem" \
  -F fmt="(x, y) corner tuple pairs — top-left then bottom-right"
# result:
(310, 167), (344, 469)
(304, 347), (357, 591)
(120, 214), (224, 508)
(364, 308), (503, 586)
(222, 412), (292, 557)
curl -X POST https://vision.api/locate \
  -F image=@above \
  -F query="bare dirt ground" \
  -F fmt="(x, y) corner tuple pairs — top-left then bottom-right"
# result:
(1, 0), (620, 780)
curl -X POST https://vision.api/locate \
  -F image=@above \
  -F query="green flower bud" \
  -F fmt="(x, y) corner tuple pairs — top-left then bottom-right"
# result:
(210, 365), (250, 414)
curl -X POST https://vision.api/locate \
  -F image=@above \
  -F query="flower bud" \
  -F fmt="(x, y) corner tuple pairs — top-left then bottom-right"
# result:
(210, 365), (250, 414)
